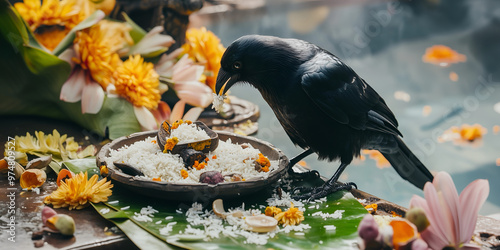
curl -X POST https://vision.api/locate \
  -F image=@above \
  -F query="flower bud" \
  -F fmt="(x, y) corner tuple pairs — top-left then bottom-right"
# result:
(47, 214), (75, 236)
(405, 207), (430, 232)
(358, 214), (379, 242)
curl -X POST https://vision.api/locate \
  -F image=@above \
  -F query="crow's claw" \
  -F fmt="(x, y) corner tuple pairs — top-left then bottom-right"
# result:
(292, 186), (314, 194)
(287, 168), (320, 181)
(292, 182), (357, 201)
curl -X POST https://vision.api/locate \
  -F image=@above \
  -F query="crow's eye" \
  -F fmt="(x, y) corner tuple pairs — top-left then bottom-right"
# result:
(233, 61), (242, 70)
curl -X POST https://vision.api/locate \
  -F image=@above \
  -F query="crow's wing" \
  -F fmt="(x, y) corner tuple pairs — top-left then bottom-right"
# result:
(300, 52), (401, 136)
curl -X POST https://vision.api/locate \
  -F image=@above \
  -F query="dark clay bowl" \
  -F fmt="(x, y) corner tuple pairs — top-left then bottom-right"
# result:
(96, 130), (288, 202)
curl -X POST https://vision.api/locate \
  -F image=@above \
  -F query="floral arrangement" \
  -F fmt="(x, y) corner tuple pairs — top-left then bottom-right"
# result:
(0, 0), (225, 139)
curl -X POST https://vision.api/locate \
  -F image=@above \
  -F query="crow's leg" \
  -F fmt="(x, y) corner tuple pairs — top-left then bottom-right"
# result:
(287, 148), (320, 180)
(292, 162), (357, 201)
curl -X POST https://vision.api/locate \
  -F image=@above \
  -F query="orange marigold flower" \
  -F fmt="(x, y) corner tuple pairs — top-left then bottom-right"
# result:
(114, 54), (161, 109)
(265, 206), (282, 217)
(73, 20), (132, 89)
(256, 153), (270, 168)
(422, 45), (467, 66)
(163, 137), (179, 153)
(181, 169), (188, 179)
(274, 202), (304, 226)
(182, 27), (225, 91)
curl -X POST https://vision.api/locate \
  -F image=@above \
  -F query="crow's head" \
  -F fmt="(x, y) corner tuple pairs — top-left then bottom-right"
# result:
(215, 35), (302, 95)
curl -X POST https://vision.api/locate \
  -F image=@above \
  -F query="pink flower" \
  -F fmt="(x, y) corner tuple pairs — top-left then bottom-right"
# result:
(156, 52), (213, 108)
(410, 172), (489, 249)
(59, 48), (105, 114)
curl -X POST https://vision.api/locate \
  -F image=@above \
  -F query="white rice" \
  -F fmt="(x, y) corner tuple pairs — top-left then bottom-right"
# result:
(100, 208), (110, 214)
(105, 136), (278, 183)
(311, 210), (345, 220)
(159, 222), (177, 236)
(133, 206), (159, 222)
(212, 93), (226, 113)
(170, 123), (210, 142)
(177, 202), (288, 245)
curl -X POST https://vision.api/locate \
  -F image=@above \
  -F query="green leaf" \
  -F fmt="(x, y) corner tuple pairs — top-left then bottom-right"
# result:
(48, 161), (63, 174)
(122, 12), (146, 43)
(91, 203), (177, 249)
(52, 10), (105, 56)
(62, 158), (99, 176)
(91, 181), (367, 250)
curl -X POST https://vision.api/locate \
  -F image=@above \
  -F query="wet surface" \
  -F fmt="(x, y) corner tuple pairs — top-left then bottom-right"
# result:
(194, 0), (500, 215)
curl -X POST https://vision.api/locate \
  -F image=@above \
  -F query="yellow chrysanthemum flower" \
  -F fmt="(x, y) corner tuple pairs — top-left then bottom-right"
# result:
(274, 203), (304, 226)
(44, 172), (113, 210)
(182, 27), (225, 91)
(73, 20), (132, 89)
(114, 55), (161, 109)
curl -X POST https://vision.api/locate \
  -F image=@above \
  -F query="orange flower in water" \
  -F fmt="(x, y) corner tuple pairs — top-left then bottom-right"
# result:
(274, 202), (304, 226)
(44, 172), (113, 210)
(439, 124), (487, 145)
(422, 45), (466, 66)
(182, 27), (225, 91)
(361, 150), (390, 168)
(114, 55), (161, 109)
(73, 20), (132, 89)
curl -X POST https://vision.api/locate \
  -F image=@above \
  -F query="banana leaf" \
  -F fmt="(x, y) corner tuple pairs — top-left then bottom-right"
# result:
(91, 181), (367, 250)
(0, 0), (142, 139)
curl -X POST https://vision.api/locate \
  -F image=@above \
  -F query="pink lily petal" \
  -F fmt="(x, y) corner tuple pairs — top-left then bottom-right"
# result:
(420, 228), (447, 250)
(129, 26), (175, 56)
(433, 172), (460, 244)
(176, 90), (212, 108)
(172, 54), (193, 75)
(60, 67), (85, 102)
(173, 65), (205, 82)
(150, 101), (171, 124)
(133, 106), (158, 131)
(81, 76), (104, 114)
(458, 179), (489, 244)
(170, 101), (185, 123)
(155, 48), (185, 76)
(410, 238), (429, 250)
(183, 107), (204, 122)
(58, 48), (76, 69)
(423, 182), (455, 245)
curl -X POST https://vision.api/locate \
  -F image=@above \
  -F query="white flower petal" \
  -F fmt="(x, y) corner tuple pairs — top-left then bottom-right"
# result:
(60, 68), (85, 102)
(133, 106), (158, 131)
(81, 78), (104, 114)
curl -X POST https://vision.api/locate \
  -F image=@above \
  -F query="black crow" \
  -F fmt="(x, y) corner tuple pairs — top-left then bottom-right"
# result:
(215, 35), (433, 200)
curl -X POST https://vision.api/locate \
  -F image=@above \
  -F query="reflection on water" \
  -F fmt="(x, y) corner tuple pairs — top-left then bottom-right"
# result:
(196, 0), (500, 214)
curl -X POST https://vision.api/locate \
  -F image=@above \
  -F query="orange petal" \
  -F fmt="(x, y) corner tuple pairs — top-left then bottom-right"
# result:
(57, 169), (74, 186)
(389, 218), (418, 250)
(20, 169), (47, 190)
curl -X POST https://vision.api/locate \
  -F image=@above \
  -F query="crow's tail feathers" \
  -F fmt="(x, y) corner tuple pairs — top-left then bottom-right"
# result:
(381, 137), (434, 189)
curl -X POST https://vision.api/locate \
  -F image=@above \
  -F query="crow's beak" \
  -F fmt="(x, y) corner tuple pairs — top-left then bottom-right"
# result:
(215, 69), (239, 96)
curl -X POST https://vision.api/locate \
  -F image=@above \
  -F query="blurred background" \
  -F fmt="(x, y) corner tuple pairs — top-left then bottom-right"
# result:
(191, 0), (500, 215)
